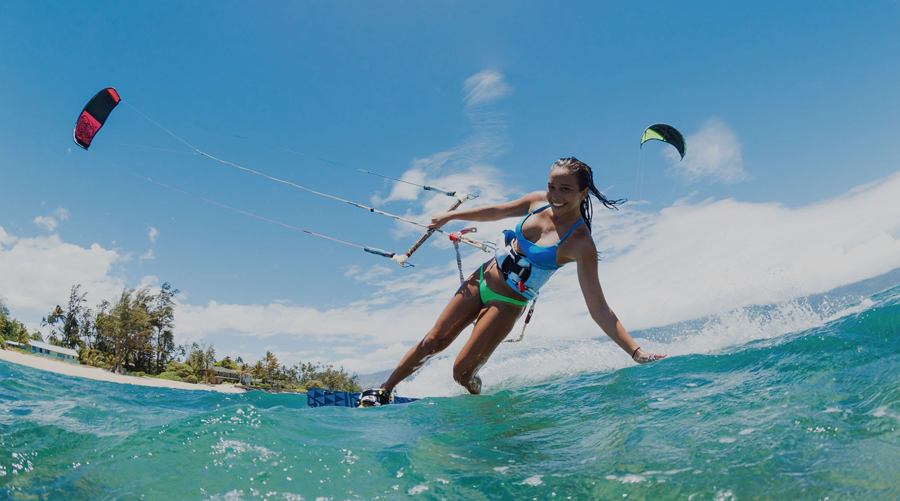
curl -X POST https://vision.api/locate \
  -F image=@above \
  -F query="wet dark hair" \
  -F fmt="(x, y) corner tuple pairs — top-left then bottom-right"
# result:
(551, 157), (625, 231)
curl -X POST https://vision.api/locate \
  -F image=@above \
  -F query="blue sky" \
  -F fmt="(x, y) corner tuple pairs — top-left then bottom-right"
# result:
(2, 2), (900, 376)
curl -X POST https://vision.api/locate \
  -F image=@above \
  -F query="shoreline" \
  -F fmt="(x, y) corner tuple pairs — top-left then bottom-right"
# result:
(0, 348), (245, 394)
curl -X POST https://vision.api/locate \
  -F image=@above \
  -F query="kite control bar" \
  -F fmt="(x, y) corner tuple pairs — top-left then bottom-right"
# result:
(392, 194), (470, 266)
(388, 193), (498, 267)
(448, 227), (496, 252)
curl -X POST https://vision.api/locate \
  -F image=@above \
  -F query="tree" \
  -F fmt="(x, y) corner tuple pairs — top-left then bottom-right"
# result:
(294, 361), (360, 392)
(186, 342), (216, 384)
(0, 297), (8, 341)
(235, 362), (250, 386)
(95, 287), (154, 373)
(150, 283), (179, 374)
(263, 351), (279, 383)
(252, 361), (265, 381)
(42, 285), (92, 350)
(215, 356), (238, 370)
(0, 304), (34, 348)
(43, 305), (66, 347)
(79, 347), (109, 368)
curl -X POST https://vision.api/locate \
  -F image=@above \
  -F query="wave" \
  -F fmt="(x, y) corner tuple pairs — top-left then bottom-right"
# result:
(397, 269), (900, 398)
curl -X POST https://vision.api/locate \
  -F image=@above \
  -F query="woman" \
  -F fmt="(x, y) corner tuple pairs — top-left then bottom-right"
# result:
(361, 158), (666, 406)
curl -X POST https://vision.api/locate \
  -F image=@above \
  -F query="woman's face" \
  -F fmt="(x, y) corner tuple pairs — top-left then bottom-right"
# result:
(546, 168), (588, 217)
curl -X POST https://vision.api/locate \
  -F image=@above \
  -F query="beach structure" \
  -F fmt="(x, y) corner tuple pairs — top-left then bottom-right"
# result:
(7, 340), (80, 364)
(211, 366), (256, 385)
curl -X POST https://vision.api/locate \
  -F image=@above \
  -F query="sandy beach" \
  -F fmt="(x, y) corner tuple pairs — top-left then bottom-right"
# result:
(0, 348), (245, 394)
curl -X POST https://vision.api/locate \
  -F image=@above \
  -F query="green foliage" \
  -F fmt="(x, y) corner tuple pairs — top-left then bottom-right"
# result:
(1, 299), (26, 346)
(20, 285), (363, 391)
(37, 283), (182, 376)
(294, 361), (361, 392)
(156, 371), (183, 382)
(95, 287), (156, 373)
(164, 361), (194, 380)
(150, 283), (179, 374)
(235, 352), (360, 392)
(42, 285), (92, 350)
(78, 347), (110, 368)
(185, 342), (216, 383)
(0, 298), (8, 345)
(1, 317), (33, 346)
(215, 356), (238, 370)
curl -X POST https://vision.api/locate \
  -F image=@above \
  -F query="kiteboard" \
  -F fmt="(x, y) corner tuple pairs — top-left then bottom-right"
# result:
(306, 388), (418, 408)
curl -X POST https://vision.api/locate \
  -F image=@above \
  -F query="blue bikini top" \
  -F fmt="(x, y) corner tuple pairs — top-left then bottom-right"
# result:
(513, 205), (584, 270)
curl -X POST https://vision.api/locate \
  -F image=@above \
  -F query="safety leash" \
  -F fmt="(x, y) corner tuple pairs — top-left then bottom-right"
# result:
(504, 297), (537, 343)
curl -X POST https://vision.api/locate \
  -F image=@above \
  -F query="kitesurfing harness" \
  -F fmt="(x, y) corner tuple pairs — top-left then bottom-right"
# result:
(496, 205), (584, 343)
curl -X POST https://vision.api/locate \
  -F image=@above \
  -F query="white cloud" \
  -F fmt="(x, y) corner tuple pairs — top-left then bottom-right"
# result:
(33, 216), (59, 232)
(139, 249), (155, 263)
(140, 275), (159, 287)
(5, 167), (900, 385)
(54, 206), (69, 222)
(463, 70), (512, 107)
(0, 227), (16, 247)
(0, 227), (124, 312)
(372, 73), (518, 245)
(171, 167), (900, 376)
(329, 343), (411, 374)
(31, 206), (70, 232)
(5, 73), (898, 388)
(345, 264), (394, 282)
(577, 171), (900, 329)
(665, 119), (750, 184)
(148, 226), (159, 243)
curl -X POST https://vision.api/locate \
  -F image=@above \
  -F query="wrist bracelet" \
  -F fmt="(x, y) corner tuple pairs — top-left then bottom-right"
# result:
(631, 347), (640, 359)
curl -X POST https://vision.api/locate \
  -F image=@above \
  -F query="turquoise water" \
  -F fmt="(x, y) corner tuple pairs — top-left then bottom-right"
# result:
(2, 285), (900, 500)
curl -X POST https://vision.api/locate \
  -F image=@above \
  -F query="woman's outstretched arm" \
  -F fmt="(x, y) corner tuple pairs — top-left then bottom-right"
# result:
(429, 191), (544, 229)
(573, 238), (667, 364)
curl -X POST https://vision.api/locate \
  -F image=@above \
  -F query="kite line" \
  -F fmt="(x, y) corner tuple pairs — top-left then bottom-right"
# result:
(74, 88), (495, 271)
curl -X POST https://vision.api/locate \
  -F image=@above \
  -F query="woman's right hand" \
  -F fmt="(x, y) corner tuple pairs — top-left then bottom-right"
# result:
(632, 348), (667, 364)
(429, 211), (454, 229)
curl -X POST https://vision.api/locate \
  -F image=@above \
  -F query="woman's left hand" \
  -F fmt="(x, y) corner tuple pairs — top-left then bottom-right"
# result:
(428, 211), (454, 229)
(632, 348), (667, 364)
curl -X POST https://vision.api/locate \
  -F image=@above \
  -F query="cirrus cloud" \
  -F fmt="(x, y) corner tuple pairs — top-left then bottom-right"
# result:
(463, 70), (513, 107)
(665, 119), (750, 184)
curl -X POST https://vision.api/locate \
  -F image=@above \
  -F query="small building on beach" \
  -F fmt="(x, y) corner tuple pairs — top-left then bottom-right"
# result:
(211, 366), (256, 385)
(8, 340), (80, 364)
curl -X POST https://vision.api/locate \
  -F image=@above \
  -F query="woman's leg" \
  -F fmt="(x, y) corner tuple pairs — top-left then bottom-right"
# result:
(382, 269), (484, 393)
(452, 301), (522, 394)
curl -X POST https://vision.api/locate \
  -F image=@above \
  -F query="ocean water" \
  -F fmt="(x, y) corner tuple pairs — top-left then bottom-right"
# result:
(2, 282), (900, 500)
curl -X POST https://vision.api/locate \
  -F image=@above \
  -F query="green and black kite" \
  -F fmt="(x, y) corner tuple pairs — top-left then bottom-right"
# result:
(641, 123), (686, 160)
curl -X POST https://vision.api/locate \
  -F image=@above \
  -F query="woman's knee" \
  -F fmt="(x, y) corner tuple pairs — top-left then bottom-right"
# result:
(421, 328), (455, 354)
(452, 361), (473, 385)
(452, 365), (481, 393)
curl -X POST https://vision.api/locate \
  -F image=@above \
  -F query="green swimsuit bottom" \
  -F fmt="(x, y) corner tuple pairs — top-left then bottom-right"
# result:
(479, 264), (529, 307)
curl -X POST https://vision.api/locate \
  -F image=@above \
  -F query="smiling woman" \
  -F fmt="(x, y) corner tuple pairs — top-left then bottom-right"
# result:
(360, 158), (667, 406)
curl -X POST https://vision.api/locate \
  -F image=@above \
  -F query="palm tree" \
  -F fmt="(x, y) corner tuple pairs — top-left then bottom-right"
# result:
(263, 351), (279, 382)
(236, 362), (251, 386)
(252, 361), (265, 384)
